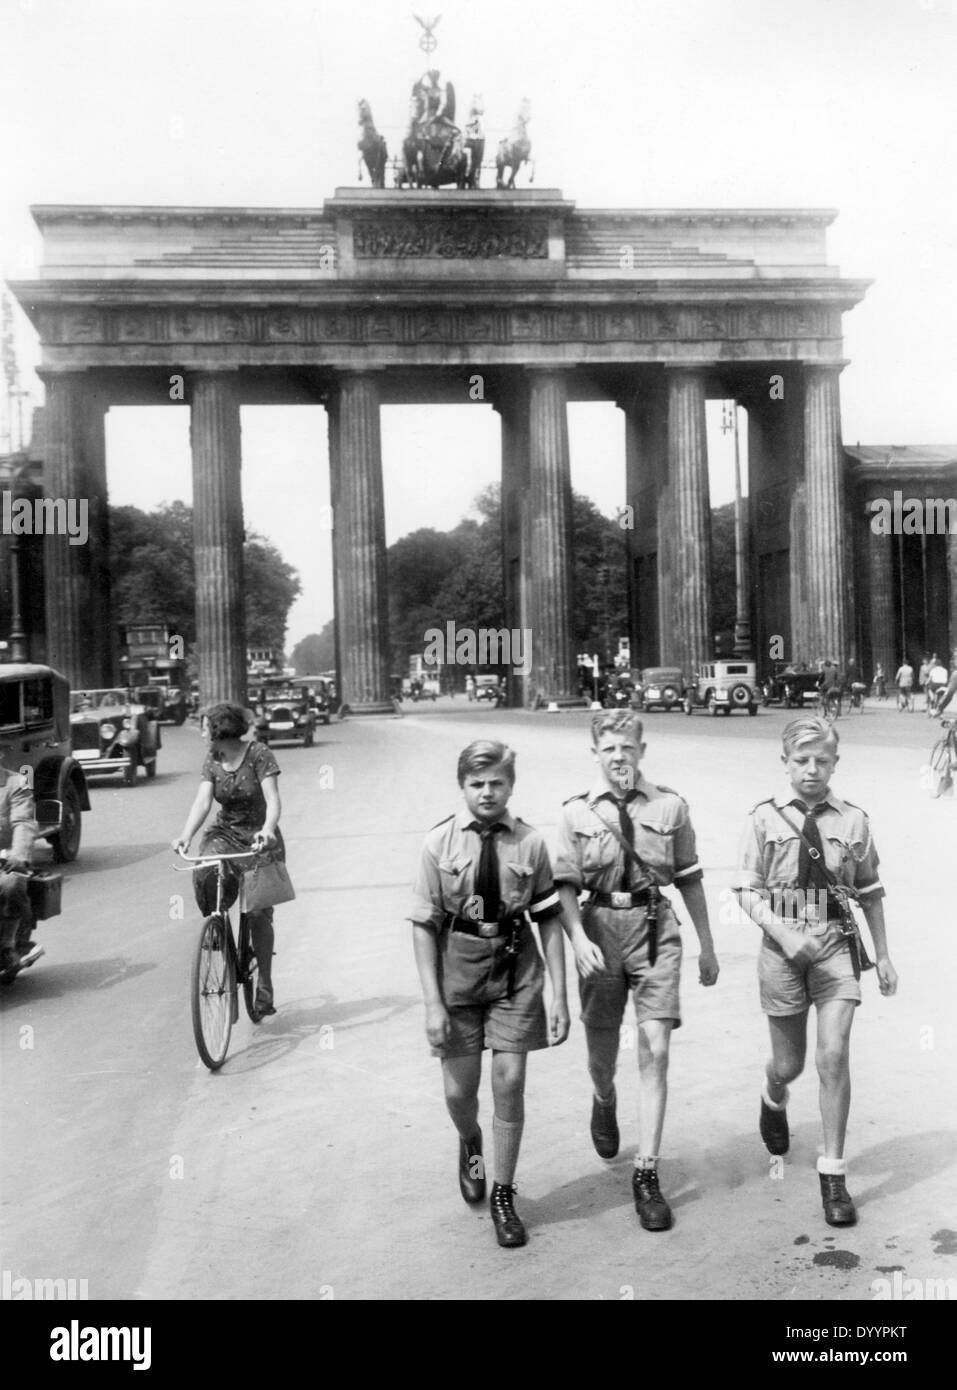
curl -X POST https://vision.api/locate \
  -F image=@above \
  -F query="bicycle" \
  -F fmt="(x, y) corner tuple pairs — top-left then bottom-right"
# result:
(848, 682), (866, 714)
(175, 849), (265, 1070)
(813, 687), (842, 723)
(927, 719), (957, 799)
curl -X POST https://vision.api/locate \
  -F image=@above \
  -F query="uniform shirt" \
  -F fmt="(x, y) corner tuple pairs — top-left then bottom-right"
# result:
(553, 774), (703, 894)
(0, 768), (37, 863)
(732, 792), (884, 901)
(409, 809), (561, 930)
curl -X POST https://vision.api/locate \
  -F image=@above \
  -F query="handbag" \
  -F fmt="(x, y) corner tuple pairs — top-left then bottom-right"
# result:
(243, 857), (295, 911)
(28, 872), (63, 920)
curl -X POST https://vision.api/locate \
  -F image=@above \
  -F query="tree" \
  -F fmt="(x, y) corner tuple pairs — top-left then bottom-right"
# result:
(109, 501), (301, 652)
(290, 623), (336, 675)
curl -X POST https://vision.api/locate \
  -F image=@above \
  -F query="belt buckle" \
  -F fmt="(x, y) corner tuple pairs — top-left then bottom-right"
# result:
(610, 891), (632, 909)
(478, 922), (499, 939)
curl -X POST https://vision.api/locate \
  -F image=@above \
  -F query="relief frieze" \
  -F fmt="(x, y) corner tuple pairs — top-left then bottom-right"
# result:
(352, 217), (549, 260)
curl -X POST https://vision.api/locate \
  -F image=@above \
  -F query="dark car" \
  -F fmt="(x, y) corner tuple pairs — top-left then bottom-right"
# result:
(291, 678), (333, 725)
(635, 666), (685, 712)
(253, 680), (318, 746)
(763, 664), (822, 709)
(70, 689), (161, 785)
(0, 663), (90, 861)
(135, 683), (188, 726)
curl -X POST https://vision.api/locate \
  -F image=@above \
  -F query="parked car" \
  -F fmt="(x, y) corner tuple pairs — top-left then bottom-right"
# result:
(683, 660), (762, 716)
(762, 663), (822, 709)
(635, 666), (686, 712)
(69, 688), (161, 784)
(0, 664), (90, 861)
(135, 683), (188, 726)
(253, 679), (317, 746)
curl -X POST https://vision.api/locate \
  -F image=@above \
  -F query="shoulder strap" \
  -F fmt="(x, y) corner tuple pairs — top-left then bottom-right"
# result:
(770, 803), (846, 895)
(587, 801), (653, 879)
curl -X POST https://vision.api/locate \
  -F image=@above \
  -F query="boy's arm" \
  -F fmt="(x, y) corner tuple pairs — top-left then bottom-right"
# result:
(538, 914), (570, 1044)
(412, 923), (450, 1048)
(553, 808), (605, 977)
(675, 877), (719, 985)
(860, 897), (897, 996)
(732, 813), (824, 969)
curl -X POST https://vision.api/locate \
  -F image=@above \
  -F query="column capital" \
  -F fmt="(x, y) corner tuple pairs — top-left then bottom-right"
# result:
(804, 361), (849, 379)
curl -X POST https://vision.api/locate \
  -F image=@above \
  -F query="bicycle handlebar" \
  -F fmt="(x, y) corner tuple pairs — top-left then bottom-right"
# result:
(173, 849), (260, 868)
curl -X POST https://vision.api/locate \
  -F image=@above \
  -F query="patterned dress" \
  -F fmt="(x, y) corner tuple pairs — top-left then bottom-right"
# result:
(193, 741), (284, 920)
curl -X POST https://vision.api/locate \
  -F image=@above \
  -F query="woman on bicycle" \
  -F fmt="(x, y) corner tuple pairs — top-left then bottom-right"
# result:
(173, 702), (284, 1016)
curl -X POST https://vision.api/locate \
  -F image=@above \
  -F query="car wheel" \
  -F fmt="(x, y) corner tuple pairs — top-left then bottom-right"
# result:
(748, 704), (758, 716)
(145, 756), (157, 778)
(322, 715), (330, 726)
(683, 696), (694, 716)
(707, 693), (718, 716)
(661, 686), (678, 708)
(303, 729), (314, 748)
(762, 689), (770, 707)
(123, 754), (137, 787)
(173, 709), (186, 726)
(51, 782), (82, 863)
(730, 683), (751, 709)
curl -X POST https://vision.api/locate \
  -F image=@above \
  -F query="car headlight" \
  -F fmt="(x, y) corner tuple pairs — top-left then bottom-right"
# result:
(101, 722), (116, 739)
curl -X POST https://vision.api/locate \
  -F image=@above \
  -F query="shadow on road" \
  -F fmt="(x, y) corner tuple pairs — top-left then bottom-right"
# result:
(213, 992), (418, 1074)
(0, 957), (156, 1008)
(54, 843), (170, 874)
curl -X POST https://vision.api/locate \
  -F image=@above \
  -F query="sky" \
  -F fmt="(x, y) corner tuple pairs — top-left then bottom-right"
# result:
(2, 0), (956, 648)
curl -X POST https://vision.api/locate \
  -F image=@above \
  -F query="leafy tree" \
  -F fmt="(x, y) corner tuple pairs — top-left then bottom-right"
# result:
(710, 502), (737, 647)
(290, 623), (336, 675)
(244, 535), (302, 648)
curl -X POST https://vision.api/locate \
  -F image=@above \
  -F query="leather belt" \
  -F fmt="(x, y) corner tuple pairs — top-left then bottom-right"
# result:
(588, 889), (653, 909)
(450, 915), (524, 939)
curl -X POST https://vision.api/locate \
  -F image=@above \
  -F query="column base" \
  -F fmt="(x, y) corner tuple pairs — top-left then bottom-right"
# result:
(340, 700), (397, 717)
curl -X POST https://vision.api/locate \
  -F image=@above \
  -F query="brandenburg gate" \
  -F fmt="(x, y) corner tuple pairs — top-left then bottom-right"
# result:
(9, 191), (868, 709)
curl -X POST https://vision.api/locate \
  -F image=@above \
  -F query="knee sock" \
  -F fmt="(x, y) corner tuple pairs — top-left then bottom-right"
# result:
(817, 1156), (847, 1176)
(635, 1154), (659, 1171)
(492, 1116), (524, 1187)
(594, 1083), (616, 1106)
(762, 1081), (789, 1110)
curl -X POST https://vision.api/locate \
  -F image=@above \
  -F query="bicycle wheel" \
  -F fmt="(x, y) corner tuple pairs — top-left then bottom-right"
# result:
(239, 914), (263, 1024)
(928, 738), (954, 799)
(191, 914), (235, 1070)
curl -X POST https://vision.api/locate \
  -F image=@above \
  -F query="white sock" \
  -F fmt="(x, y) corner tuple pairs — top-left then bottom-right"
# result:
(817, 1155), (847, 1176)
(634, 1154), (658, 1171)
(762, 1082), (789, 1110)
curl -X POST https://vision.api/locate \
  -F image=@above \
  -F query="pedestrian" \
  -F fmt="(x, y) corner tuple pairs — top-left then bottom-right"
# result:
(0, 765), (41, 979)
(465, 674), (476, 702)
(553, 711), (719, 1231)
(871, 663), (886, 700)
(732, 716), (897, 1226)
(894, 657), (914, 711)
(409, 739), (569, 1248)
(172, 701), (285, 1016)
(926, 655), (948, 717)
(918, 654), (931, 709)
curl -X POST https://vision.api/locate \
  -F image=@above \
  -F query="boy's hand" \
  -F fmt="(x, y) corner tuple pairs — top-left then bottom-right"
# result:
(782, 930), (822, 969)
(876, 956), (898, 996)
(424, 1001), (450, 1049)
(573, 935), (605, 978)
(698, 947), (719, 986)
(549, 997), (570, 1046)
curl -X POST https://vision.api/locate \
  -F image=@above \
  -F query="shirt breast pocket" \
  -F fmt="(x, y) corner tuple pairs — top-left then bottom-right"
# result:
(503, 860), (533, 911)
(824, 834), (866, 870)
(438, 857), (471, 911)
(635, 815), (676, 874)
(575, 828), (613, 874)
(766, 828), (801, 886)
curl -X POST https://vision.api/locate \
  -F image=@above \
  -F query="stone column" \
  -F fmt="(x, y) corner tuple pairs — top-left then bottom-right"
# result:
(330, 372), (391, 713)
(803, 366), (847, 663)
(948, 532), (957, 662)
(41, 372), (113, 686)
(495, 382), (530, 707)
(527, 369), (576, 703)
(865, 496), (896, 684)
(665, 368), (712, 673)
(190, 372), (246, 706)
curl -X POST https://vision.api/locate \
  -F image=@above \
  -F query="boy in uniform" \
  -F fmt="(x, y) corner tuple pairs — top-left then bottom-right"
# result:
(732, 716), (898, 1225)
(0, 764), (40, 980)
(410, 739), (569, 1248)
(554, 712), (719, 1231)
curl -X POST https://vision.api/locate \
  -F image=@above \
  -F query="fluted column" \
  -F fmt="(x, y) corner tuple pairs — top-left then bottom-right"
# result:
(665, 368), (712, 672)
(190, 372), (246, 706)
(41, 373), (113, 686)
(527, 370), (575, 702)
(804, 366), (847, 663)
(330, 372), (391, 712)
(948, 532), (957, 661)
(865, 496), (896, 683)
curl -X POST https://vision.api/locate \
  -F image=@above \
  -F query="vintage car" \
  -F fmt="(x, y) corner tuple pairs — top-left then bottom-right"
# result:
(135, 683), (188, 726)
(253, 679), (318, 746)
(0, 664), (90, 861)
(290, 677), (333, 724)
(635, 666), (686, 712)
(683, 659), (762, 716)
(69, 689), (161, 784)
(474, 674), (506, 705)
(763, 664), (822, 708)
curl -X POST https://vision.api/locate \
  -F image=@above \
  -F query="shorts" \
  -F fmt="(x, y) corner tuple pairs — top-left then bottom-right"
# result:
(434, 927), (548, 1057)
(577, 900), (682, 1031)
(758, 919), (861, 1015)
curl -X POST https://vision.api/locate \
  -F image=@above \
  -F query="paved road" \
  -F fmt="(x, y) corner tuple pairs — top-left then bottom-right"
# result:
(2, 702), (955, 1301)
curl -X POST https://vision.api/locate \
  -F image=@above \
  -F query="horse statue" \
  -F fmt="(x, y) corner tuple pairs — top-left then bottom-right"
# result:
(463, 93), (485, 189)
(402, 73), (469, 187)
(357, 98), (388, 188)
(496, 98), (533, 189)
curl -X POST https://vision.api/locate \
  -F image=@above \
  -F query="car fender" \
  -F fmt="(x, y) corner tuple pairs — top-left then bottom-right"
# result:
(33, 755), (91, 812)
